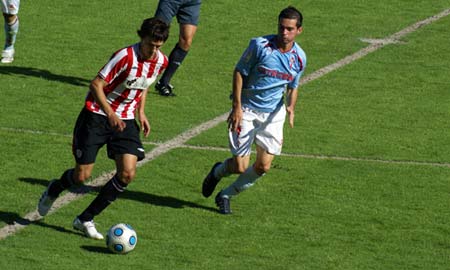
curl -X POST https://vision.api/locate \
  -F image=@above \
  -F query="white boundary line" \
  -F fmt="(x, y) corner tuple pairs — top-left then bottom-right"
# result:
(1, 8), (449, 240)
(177, 144), (450, 168)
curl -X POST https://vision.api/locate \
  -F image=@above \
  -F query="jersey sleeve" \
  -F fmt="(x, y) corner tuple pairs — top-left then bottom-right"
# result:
(235, 38), (260, 76)
(98, 48), (130, 84)
(288, 48), (307, 90)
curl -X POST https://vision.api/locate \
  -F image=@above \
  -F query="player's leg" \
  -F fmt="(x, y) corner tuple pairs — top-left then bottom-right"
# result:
(155, 0), (200, 96)
(215, 107), (285, 214)
(156, 24), (196, 96)
(73, 120), (143, 239)
(1, 0), (20, 63)
(38, 110), (104, 216)
(202, 108), (255, 198)
(222, 145), (273, 197)
(75, 154), (137, 237)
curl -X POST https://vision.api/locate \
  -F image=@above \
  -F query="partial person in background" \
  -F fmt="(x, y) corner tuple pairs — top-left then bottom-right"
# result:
(202, 6), (307, 214)
(1, 0), (19, 63)
(154, 0), (201, 96)
(37, 18), (169, 239)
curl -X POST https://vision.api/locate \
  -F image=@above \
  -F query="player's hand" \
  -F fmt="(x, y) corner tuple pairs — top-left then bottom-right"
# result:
(227, 108), (243, 132)
(140, 116), (151, 137)
(286, 106), (295, 128)
(108, 114), (126, 132)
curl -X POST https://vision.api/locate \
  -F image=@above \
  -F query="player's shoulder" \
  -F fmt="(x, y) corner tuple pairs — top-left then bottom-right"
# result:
(292, 43), (306, 60)
(252, 35), (276, 46)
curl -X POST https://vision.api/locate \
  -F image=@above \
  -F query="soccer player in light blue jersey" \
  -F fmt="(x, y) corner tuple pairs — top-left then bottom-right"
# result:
(202, 6), (306, 214)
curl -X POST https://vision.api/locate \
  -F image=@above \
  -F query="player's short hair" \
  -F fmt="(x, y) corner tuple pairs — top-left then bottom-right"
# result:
(279, 6), (303, 28)
(137, 17), (170, 42)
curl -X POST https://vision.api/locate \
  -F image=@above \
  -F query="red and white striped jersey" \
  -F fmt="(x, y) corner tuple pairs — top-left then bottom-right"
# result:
(85, 43), (168, 119)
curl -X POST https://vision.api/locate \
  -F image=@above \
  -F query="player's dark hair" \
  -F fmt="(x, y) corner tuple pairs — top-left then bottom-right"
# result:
(279, 6), (303, 27)
(137, 17), (170, 42)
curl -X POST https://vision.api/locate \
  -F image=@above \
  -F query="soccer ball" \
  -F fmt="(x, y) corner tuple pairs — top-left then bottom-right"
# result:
(106, 223), (137, 254)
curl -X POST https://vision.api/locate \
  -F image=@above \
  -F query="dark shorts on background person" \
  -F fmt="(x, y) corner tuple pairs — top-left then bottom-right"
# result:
(155, 0), (201, 25)
(72, 109), (145, 164)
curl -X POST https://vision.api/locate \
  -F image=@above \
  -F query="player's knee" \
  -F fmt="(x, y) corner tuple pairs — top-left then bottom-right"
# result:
(117, 169), (136, 184)
(4, 14), (17, 24)
(178, 37), (192, 51)
(74, 171), (91, 183)
(253, 163), (271, 175)
(235, 163), (248, 174)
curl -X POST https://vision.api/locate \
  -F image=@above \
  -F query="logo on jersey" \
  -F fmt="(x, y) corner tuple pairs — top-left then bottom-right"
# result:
(289, 56), (296, 69)
(125, 76), (156, 90)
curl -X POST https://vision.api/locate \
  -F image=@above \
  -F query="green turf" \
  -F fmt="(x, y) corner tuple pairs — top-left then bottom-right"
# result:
(1, 0), (450, 269)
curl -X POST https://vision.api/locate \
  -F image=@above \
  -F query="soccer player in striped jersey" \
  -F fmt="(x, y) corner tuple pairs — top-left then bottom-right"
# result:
(38, 18), (170, 239)
(1, 0), (20, 63)
(202, 6), (307, 214)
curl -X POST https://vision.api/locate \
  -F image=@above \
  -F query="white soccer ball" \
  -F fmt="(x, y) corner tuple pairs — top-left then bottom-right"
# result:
(106, 223), (137, 254)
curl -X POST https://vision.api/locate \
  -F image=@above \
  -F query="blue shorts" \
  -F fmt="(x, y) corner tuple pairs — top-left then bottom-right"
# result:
(154, 0), (201, 25)
(72, 109), (145, 164)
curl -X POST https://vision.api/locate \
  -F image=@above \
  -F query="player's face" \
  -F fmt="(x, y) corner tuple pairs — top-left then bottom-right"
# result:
(277, 18), (302, 50)
(139, 37), (164, 60)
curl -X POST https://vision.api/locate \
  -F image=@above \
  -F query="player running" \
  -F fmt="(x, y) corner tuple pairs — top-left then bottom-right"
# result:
(37, 17), (169, 239)
(202, 6), (307, 214)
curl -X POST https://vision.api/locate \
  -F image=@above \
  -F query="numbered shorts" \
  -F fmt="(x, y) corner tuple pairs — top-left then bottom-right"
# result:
(1, 0), (20, 14)
(154, 0), (201, 25)
(229, 105), (286, 156)
(72, 109), (145, 164)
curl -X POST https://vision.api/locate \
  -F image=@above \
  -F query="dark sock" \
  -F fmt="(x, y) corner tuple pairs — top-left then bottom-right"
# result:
(159, 43), (188, 86)
(48, 169), (74, 198)
(78, 175), (127, 222)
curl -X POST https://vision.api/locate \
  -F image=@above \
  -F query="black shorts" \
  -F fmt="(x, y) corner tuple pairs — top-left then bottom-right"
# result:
(155, 0), (201, 25)
(72, 109), (145, 164)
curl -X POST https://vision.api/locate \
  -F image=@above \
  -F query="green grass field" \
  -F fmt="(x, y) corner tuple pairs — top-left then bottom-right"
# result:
(1, 0), (450, 269)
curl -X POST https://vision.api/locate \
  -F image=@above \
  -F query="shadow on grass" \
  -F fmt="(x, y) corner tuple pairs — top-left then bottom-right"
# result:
(18, 177), (217, 212)
(0, 66), (90, 87)
(81, 245), (112, 254)
(0, 210), (79, 236)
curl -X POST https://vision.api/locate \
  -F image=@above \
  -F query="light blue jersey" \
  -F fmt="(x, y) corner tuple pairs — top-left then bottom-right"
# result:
(235, 35), (306, 112)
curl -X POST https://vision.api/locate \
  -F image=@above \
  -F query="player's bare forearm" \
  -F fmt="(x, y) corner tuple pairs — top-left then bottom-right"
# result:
(90, 76), (126, 131)
(228, 69), (244, 131)
(286, 87), (298, 128)
(137, 89), (150, 137)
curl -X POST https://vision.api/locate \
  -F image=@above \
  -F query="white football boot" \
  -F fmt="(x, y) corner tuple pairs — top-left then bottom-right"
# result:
(37, 180), (57, 216)
(1, 49), (14, 63)
(73, 217), (104, 240)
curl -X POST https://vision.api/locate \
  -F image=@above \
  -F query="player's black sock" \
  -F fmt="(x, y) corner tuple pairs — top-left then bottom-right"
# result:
(47, 169), (74, 198)
(78, 175), (127, 222)
(159, 43), (188, 86)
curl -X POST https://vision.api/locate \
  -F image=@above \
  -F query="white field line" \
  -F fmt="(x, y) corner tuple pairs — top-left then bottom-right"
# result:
(1, 8), (449, 240)
(177, 144), (450, 168)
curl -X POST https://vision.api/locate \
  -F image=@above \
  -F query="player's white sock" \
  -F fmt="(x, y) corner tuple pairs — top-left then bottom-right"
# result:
(4, 16), (19, 50)
(221, 166), (263, 198)
(213, 158), (232, 179)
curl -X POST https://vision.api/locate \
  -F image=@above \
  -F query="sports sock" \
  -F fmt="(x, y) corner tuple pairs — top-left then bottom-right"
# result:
(213, 158), (232, 179)
(4, 16), (19, 50)
(78, 175), (127, 222)
(47, 169), (74, 198)
(221, 166), (263, 198)
(158, 43), (188, 86)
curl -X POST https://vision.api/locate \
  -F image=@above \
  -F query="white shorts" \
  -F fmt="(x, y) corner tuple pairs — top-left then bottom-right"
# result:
(229, 105), (286, 156)
(1, 0), (20, 14)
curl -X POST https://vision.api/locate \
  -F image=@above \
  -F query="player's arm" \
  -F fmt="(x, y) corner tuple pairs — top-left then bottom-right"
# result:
(228, 69), (244, 132)
(90, 76), (126, 132)
(285, 87), (298, 128)
(137, 89), (150, 137)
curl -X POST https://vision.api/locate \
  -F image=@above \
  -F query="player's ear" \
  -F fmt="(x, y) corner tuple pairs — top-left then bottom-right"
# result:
(297, 26), (303, 35)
